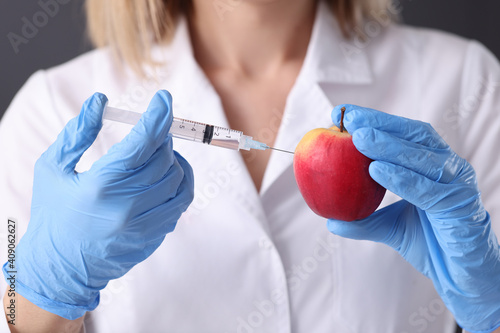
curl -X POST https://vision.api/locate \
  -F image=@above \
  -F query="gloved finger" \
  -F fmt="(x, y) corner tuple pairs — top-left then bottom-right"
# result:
(44, 93), (107, 174)
(331, 104), (448, 149)
(132, 156), (194, 236)
(92, 90), (173, 172)
(129, 150), (193, 218)
(327, 200), (408, 244)
(142, 150), (193, 198)
(368, 160), (478, 214)
(352, 127), (465, 183)
(123, 138), (176, 186)
(174, 150), (195, 189)
(327, 200), (431, 274)
(131, 157), (186, 213)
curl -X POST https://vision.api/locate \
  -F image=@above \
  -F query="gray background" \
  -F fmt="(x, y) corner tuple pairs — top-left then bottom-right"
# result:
(1, 0), (500, 119)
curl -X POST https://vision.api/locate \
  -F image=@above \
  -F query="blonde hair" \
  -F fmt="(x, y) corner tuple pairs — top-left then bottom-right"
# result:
(86, 0), (393, 73)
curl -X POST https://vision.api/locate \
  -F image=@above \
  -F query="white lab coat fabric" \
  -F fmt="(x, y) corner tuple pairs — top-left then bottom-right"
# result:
(1, 3), (500, 333)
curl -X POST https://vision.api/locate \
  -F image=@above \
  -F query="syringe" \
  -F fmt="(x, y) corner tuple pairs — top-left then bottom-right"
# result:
(103, 106), (293, 153)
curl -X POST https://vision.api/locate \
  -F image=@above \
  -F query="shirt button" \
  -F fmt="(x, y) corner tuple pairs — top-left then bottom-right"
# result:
(259, 237), (273, 250)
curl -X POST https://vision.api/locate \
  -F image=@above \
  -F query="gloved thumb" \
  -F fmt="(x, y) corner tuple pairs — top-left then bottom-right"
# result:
(327, 200), (409, 248)
(45, 93), (107, 174)
(92, 90), (174, 171)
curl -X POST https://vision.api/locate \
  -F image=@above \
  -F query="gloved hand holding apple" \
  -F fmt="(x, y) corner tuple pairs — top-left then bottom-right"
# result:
(293, 106), (386, 221)
(294, 104), (500, 333)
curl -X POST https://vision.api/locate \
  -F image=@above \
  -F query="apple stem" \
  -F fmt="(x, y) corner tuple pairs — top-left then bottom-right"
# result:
(340, 107), (346, 133)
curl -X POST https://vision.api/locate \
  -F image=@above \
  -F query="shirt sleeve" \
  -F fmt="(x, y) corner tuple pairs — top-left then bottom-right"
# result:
(456, 40), (500, 237)
(0, 70), (66, 330)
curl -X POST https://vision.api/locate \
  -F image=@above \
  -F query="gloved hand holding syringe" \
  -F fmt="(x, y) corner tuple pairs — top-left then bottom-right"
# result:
(103, 105), (294, 154)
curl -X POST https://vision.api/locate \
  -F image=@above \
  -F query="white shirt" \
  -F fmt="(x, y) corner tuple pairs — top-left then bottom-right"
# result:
(1, 2), (499, 332)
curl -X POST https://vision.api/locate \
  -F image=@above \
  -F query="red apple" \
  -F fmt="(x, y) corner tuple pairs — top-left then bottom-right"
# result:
(293, 109), (386, 221)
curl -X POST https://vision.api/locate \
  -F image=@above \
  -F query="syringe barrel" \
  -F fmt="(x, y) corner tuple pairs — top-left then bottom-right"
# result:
(169, 119), (207, 143)
(209, 126), (241, 150)
(103, 105), (243, 150)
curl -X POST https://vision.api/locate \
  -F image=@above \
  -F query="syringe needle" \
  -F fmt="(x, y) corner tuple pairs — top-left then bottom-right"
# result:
(268, 147), (294, 154)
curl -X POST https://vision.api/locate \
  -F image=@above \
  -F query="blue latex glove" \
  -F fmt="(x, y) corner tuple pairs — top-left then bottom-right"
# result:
(2, 90), (194, 320)
(328, 104), (500, 333)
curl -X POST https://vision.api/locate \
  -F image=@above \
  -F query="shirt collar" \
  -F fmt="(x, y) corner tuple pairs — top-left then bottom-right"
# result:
(298, 0), (373, 85)
(152, 0), (374, 101)
(259, 1), (375, 196)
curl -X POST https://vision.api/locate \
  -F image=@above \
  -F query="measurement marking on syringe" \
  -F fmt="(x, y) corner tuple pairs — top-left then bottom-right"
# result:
(103, 105), (276, 151)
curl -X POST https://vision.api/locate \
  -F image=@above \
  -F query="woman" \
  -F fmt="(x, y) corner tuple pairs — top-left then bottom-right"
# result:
(1, 0), (499, 332)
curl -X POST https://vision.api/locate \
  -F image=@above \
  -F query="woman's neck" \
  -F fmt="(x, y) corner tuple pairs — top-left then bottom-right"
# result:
(188, 0), (317, 78)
